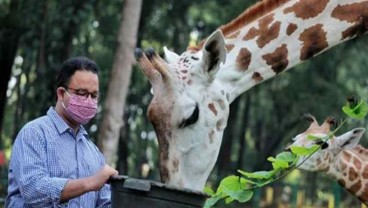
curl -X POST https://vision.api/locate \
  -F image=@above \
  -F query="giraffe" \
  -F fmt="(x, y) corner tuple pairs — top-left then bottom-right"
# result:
(286, 115), (368, 205)
(135, 0), (368, 191)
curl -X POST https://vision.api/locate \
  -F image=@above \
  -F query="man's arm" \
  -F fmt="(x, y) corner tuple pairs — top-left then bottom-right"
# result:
(60, 164), (118, 202)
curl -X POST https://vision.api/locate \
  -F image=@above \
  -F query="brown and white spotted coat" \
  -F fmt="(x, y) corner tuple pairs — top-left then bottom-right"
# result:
(135, 0), (368, 191)
(288, 116), (368, 205)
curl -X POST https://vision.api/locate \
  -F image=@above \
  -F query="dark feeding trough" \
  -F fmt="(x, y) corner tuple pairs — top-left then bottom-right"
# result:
(109, 175), (209, 208)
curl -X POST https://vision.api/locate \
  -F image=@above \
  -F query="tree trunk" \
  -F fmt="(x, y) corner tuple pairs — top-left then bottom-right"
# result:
(117, 111), (129, 174)
(98, 0), (142, 165)
(0, 0), (22, 139)
(236, 94), (251, 170)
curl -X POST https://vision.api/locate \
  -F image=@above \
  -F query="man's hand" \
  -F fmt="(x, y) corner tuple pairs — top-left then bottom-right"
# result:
(61, 165), (118, 202)
(87, 165), (119, 191)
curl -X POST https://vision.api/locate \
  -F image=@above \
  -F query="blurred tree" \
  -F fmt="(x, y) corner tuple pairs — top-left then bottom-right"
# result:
(97, 0), (142, 166)
(0, 0), (23, 139)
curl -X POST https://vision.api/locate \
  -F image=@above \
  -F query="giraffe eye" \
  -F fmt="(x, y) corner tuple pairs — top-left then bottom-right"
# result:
(315, 140), (329, 149)
(179, 105), (199, 128)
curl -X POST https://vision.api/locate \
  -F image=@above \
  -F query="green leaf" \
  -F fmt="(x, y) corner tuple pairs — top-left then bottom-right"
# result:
(204, 195), (222, 208)
(307, 134), (323, 141)
(203, 186), (215, 196)
(290, 145), (319, 156)
(275, 151), (297, 162)
(217, 175), (247, 193)
(212, 175), (251, 206)
(238, 170), (275, 179)
(223, 188), (253, 203)
(268, 157), (289, 170)
(342, 100), (368, 119)
(225, 196), (234, 204)
(254, 178), (274, 186)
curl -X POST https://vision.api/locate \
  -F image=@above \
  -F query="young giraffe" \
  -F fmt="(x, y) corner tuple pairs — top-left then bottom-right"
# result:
(135, 0), (368, 191)
(287, 115), (368, 205)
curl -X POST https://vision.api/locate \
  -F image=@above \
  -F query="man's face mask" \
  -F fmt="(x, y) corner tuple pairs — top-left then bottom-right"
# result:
(61, 89), (98, 125)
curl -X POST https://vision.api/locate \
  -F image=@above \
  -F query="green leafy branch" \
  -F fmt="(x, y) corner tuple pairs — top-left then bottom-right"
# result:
(204, 97), (368, 208)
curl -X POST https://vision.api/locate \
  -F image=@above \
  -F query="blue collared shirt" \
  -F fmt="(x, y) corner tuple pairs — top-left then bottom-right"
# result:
(6, 107), (111, 208)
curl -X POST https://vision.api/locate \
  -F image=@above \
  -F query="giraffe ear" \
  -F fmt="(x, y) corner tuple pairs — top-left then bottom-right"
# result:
(163, 46), (180, 64)
(202, 30), (227, 76)
(336, 128), (365, 149)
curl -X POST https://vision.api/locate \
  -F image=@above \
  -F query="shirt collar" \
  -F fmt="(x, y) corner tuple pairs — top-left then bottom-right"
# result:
(47, 107), (88, 136)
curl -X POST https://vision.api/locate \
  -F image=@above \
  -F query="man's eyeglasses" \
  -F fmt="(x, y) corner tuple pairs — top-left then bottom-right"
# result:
(65, 87), (100, 101)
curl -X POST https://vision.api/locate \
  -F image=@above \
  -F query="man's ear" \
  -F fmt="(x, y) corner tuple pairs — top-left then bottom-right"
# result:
(163, 46), (180, 64)
(201, 30), (227, 77)
(336, 128), (365, 149)
(56, 87), (66, 101)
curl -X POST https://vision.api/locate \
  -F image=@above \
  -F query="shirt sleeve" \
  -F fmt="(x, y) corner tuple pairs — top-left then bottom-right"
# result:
(10, 124), (69, 207)
(94, 147), (112, 208)
(96, 184), (112, 208)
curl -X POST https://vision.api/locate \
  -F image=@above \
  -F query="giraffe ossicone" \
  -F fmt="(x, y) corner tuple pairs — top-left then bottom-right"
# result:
(135, 0), (368, 191)
(288, 115), (368, 205)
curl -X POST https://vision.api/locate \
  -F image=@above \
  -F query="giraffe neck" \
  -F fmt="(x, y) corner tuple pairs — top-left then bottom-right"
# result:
(326, 146), (368, 205)
(214, 0), (368, 102)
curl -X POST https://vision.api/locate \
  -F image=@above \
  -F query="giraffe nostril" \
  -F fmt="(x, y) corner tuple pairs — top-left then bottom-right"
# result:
(145, 48), (155, 59)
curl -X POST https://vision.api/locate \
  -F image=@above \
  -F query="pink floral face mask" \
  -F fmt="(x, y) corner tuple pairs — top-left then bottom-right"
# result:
(62, 90), (98, 125)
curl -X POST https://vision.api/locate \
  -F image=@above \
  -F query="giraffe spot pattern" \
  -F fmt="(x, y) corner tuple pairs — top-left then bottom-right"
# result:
(216, 118), (226, 131)
(172, 158), (179, 173)
(244, 27), (258, 40)
(363, 165), (368, 179)
(340, 161), (348, 172)
(283, 0), (329, 19)
(208, 103), (218, 116)
(244, 14), (281, 48)
(217, 99), (226, 110)
(262, 44), (289, 74)
(299, 24), (328, 60)
(236, 47), (252, 70)
(316, 158), (321, 165)
(226, 44), (235, 53)
(353, 157), (362, 169)
(227, 30), (241, 39)
(358, 194), (368, 204)
(342, 151), (352, 162)
(348, 167), (358, 181)
(348, 180), (362, 195)
(161, 165), (170, 183)
(226, 93), (230, 102)
(358, 184), (368, 202)
(323, 152), (329, 161)
(286, 23), (297, 36)
(331, 2), (368, 40)
(252, 72), (263, 83)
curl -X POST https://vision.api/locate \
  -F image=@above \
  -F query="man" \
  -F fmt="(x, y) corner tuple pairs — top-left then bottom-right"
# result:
(6, 57), (118, 207)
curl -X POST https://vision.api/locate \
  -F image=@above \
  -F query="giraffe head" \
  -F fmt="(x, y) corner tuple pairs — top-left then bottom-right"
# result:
(135, 30), (230, 190)
(288, 115), (365, 172)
